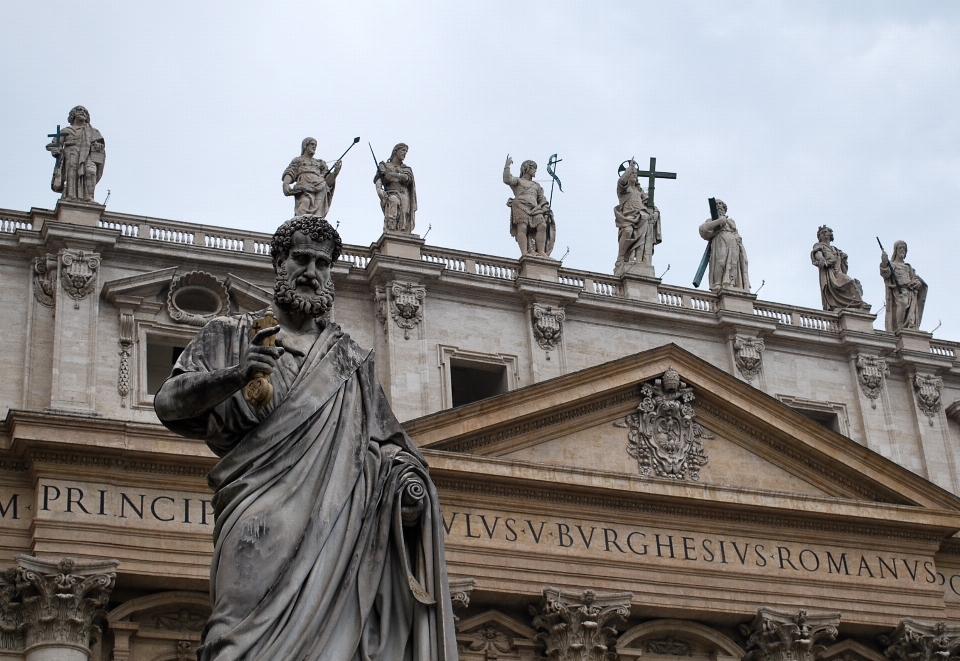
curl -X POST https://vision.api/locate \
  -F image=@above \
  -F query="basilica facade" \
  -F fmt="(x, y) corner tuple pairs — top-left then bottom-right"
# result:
(0, 195), (959, 661)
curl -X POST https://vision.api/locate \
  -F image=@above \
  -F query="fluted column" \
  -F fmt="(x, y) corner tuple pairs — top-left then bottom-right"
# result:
(15, 555), (119, 661)
(531, 587), (633, 661)
(741, 608), (840, 661)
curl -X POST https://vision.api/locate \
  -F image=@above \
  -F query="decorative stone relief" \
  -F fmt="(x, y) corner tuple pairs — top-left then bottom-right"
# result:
(377, 282), (426, 339)
(615, 368), (711, 481)
(32, 254), (56, 308)
(15, 555), (119, 656)
(740, 608), (839, 661)
(532, 304), (565, 352)
(166, 271), (231, 326)
(0, 567), (22, 652)
(467, 625), (515, 660)
(59, 249), (100, 308)
(530, 587), (633, 661)
(734, 335), (765, 381)
(856, 355), (888, 407)
(914, 373), (943, 422)
(879, 619), (960, 661)
(151, 609), (206, 632)
(644, 638), (694, 656)
(449, 577), (475, 622)
(118, 313), (134, 407)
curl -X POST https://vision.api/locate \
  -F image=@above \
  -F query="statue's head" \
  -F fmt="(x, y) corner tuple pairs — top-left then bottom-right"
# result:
(715, 199), (728, 216)
(300, 137), (317, 157)
(817, 225), (833, 242)
(68, 106), (90, 124)
(270, 215), (342, 318)
(391, 143), (409, 161)
(893, 240), (907, 260)
(520, 160), (537, 177)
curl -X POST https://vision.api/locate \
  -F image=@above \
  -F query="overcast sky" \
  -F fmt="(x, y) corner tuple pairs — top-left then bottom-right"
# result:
(3, 1), (959, 339)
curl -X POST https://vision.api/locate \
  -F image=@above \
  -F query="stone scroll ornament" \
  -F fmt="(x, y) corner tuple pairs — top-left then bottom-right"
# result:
(914, 373), (943, 423)
(880, 619), (960, 661)
(741, 608), (840, 661)
(530, 588), (632, 661)
(856, 355), (888, 407)
(532, 304), (565, 352)
(32, 255), (56, 308)
(615, 368), (711, 481)
(734, 335), (765, 381)
(59, 250), (100, 308)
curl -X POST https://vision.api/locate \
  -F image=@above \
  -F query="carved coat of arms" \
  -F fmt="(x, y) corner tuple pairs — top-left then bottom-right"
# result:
(616, 368), (711, 481)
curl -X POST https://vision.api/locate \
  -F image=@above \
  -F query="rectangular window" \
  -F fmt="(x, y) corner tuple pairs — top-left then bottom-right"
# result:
(146, 341), (185, 395)
(450, 360), (508, 407)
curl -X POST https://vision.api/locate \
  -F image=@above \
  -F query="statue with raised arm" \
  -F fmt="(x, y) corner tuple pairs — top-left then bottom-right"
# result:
(698, 199), (750, 292)
(282, 138), (342, 216)
(811, 226), (868, 311)
(374, 143), (417, 233)
(880, 240), (927, 332)
(503, 155), (556, 257)
(46, 105), (105, 202)
(154, 215), (457, 661)
(614, 159), (661, 275)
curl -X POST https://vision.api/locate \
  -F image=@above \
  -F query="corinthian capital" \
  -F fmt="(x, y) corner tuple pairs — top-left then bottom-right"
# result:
(741, 608), (840, 661)
(530, 587), (632, 661)
(880, 619), (960, 661)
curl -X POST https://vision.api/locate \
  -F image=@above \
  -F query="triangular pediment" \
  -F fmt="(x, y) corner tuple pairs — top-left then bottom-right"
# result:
(406, 344), (960, 523)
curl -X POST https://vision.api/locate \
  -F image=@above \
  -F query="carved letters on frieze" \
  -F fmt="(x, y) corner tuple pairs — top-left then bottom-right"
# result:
(914, 373), (943, 423)
(59, 250), (100, 308)
(733, 335), (764, 381)
(615, 368), (711, 481)
(880, 619), (960, 661)
(741, 607), (840, 661)
(532, 304), (565, 352)
(376, 281), (426, 340)
(32, 254), (56, 308)
(530, 587), (632, 661)
(856, 355), (888, 407)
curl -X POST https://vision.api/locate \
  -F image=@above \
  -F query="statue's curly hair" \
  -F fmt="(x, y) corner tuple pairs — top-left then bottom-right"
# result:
(271, 215), (342, 265)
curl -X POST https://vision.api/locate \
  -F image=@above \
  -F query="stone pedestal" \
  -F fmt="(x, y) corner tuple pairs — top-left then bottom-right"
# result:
(518, 254), (559, 282)
(838, 308), (876, 333)
(54, 200), (104, 228)
(619, 271), (660, 303)
(896, 328), (933, 353)
(15, 556), (118, 661)
(374, 231), (424, 260)
(717, 287), (756, 314)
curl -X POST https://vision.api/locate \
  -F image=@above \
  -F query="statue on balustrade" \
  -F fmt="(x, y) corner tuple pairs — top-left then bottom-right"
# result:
(503, 155), (556, 257)
(282, 138), (342, 216)
(880, 240), (927, 332)
(698, 199), (750, 292)
(154, 215), (457, 661)
(614, 159), (661, 276)
(810, 226), (868, 311)
(374, 143), (417, 233)
(46, 105), (105, 203)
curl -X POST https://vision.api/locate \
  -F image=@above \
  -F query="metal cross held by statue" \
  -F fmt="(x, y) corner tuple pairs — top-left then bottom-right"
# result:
(618, 157), (676, 208)
(47, 125), (63, 147)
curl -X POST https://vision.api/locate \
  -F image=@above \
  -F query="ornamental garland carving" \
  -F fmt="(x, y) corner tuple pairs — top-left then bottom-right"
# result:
(32, 254), (56, 308)
(880, 619), (960, 661)
(532, 304), (565, 351)
(615, 368), (711, 481)
(530, 588), (632, 661)
(59, 250), (100, 308)
(914, 373), (943, 421)
(741, 608), (840, 661)
(376, 282), (426, 340)
(856, 355), (888, 406)
(734, 335), (765, 381)
(166, 271), (231, 326)
(118, 312), (134, 407)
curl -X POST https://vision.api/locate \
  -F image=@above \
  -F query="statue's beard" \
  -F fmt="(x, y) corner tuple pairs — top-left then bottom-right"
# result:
(274, 266), (336, 318)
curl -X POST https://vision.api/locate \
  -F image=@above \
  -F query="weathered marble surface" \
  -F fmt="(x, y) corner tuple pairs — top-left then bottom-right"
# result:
(880, 240), (927, 332)
(698, 199), (749, 292)
(282, 138), (341, 216)
(614, 160), (661, 276)
(811, 226), (868, 312)
(503, 156), (556, 257)
(46, 106), (105, 202)
(375, 143), (417, 233)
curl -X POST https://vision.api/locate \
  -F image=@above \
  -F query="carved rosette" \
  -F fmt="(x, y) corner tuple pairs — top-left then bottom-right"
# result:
(15, 555), (119, 656)
(879, 619), (960, 661)
(468, 625), (515, 660)
(0, 567), (22, 652)
(856, 355), (888, 407)
(734, 335), (765, 381)
(740, 608), (840, 661)
(914, 373), (943, 421)
(32, 254), (56, 308)
(166, 271), (231, 326)
(532, 304), (565, 351)
(615, 368), (711, 481)
(378, 282), (425, 340)
(530, 587), (632, 661)
(59, 250), (100, 308)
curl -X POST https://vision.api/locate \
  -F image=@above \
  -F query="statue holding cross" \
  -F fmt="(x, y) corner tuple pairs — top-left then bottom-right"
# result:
(614, 157), (675, 276)
(45, 106), (105, 203)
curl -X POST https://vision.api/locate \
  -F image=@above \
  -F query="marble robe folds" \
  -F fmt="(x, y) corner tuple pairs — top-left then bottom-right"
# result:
(161, 314), (458, 661)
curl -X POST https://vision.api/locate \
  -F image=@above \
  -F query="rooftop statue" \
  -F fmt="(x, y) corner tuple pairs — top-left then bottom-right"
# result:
(154, 216), (457, 661)
(614, 159), (662, 276)
(698, 199), (750, 292)
(810, 226), (868, 311)
(374, 143), (417, 233)
(282, 138), (342, 216)
(880, 240), (927, 332)
(45, 105), (105, 203)
(503, 155), (556, 257)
